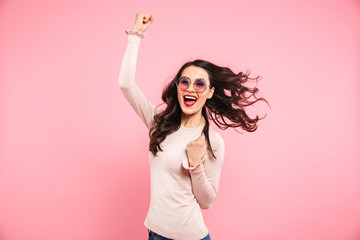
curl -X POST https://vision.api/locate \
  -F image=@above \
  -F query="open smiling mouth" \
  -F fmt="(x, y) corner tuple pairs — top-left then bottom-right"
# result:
(183, 95), (197, 107)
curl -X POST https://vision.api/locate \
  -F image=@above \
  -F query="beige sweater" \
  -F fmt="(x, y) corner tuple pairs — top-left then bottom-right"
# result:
(119, 34), (225, 240)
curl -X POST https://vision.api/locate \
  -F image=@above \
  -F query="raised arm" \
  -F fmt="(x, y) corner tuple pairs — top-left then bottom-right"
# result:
(119, 13), (157, 129)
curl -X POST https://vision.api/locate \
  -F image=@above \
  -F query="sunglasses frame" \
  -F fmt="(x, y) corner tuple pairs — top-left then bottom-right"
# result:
(176, 76), (208, 93)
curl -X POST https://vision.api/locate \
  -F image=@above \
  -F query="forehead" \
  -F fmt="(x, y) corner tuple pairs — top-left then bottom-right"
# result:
(181, 66), (209, 81)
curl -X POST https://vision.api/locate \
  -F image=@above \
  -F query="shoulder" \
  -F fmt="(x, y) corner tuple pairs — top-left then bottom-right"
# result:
(206, 126), (225, 161)
(208, 126), (225, 150)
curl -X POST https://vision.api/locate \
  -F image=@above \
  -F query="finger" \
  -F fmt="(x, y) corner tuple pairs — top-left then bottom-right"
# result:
(143, 21), (151, 28)
(187, 140), (197, 149)
(200, 136), (207, 148)
(142, 14), (153, 31)
(143, 14), (152, 23)
(196, 136), (204, 144)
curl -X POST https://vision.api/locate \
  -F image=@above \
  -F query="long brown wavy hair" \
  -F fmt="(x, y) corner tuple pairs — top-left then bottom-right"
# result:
(149, 59), (269, 158)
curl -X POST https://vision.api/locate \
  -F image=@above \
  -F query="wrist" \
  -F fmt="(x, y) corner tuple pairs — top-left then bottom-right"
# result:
(131, 26), (143, 32)
(125, 29), (146, 39)
(190, 162), (198, 167)
(189, 157), (203, 167)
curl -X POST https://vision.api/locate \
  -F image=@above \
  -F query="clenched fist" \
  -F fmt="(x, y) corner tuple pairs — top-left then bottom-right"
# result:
(132, 13), (153, 33)
(186, 136), (207, 167)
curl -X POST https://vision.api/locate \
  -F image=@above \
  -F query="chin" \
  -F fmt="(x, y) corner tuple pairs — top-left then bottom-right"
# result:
(181, 109), (198, 116)
(179, 103), (202, 116)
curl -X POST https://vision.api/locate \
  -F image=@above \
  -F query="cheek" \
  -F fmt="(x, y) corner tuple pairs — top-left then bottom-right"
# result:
(197, 96), (207, 107)
(177, 89), (182, 104)
(197, 91), (212, 108)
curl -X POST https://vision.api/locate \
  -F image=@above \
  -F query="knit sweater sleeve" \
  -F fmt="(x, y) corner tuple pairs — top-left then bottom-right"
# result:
(182, 132), (225, 209)
(118, 35), (157, 129)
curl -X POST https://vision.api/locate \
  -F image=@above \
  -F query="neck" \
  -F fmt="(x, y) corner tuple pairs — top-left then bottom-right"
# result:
(181, 111), (205, 128)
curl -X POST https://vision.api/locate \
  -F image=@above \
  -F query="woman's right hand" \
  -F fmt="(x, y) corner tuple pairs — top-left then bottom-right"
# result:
(132, 13), (153, 33)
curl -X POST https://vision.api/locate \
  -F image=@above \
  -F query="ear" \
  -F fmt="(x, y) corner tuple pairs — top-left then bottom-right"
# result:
(207, 87), (215, 99)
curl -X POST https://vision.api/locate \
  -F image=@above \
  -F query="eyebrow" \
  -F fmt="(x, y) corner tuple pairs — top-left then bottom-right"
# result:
(181, 76), (206, 81)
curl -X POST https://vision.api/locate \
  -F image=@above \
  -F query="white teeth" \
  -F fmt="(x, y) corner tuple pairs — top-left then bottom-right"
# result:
(184, 96), (197, 100)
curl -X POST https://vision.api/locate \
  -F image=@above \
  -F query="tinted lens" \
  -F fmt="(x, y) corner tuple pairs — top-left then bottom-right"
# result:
(177, 77), (207, 92)
(177, 77), (190, 91)
(194, 79), (207, 92)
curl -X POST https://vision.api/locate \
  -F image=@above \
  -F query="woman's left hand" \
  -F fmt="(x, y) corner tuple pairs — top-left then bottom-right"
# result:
(186, 136), (206, 167)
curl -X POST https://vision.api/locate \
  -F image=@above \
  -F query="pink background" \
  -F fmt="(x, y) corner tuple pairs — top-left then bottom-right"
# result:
(1, 0), (359, 239)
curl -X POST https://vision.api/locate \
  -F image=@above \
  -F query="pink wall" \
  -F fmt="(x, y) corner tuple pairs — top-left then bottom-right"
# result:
(1, 0), (359, 239)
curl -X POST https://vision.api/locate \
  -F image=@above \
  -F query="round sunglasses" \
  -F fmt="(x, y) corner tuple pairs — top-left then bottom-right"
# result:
(176, 77), (208, 93)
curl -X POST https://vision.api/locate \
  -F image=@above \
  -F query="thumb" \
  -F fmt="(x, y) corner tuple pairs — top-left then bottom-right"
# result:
(143, 14), (153, 27)
(143, 14), (153, 23)
(197, 135), (205, 144)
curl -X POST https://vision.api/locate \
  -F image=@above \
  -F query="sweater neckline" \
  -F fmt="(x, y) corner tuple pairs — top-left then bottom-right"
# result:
(180, 124), (205, 130)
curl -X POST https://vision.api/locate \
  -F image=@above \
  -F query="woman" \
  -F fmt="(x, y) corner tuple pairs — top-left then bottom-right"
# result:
(119, 13), (267, 240)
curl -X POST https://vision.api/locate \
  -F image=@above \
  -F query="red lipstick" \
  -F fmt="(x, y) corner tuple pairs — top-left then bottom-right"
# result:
(183, 95), (197, 107)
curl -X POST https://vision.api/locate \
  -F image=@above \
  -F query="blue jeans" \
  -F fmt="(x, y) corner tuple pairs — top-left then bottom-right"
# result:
(148, 229), (211, 240)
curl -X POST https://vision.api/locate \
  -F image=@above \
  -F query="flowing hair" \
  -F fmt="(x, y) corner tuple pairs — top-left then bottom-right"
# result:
(149, 59), (269, 158)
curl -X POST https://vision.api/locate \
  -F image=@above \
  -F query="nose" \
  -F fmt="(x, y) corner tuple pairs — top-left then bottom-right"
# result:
(186, 82), (196, 92)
